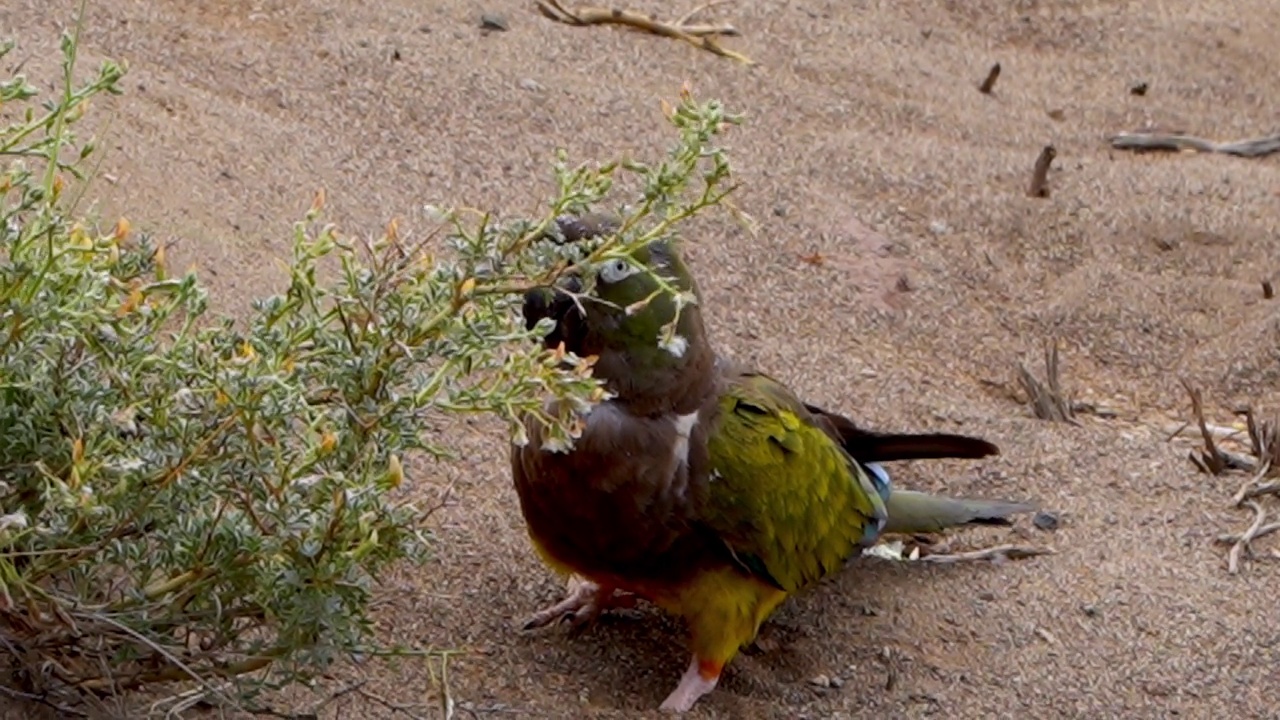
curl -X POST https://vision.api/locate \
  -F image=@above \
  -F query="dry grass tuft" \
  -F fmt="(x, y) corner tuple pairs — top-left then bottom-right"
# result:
(1017, 339), (1077, 424)
(1185, 389), (1280, 574)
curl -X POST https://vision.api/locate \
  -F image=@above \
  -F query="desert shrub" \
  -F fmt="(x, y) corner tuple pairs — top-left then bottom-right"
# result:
(0, 19), (741, 717)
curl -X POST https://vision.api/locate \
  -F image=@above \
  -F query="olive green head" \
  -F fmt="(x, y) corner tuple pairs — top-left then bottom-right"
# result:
(522, 220), (715, 414)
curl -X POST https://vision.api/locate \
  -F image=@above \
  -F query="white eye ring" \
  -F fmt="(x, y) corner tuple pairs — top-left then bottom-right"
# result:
(599, 258), (639, 284)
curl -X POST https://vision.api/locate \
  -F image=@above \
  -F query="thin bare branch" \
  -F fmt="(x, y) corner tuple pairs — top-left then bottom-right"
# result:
(534, 0), (754, 64)
(1232, 460), (1275, 506)
(919, 544), (1056, 564)
(1228, 501), (1268, 574)
(1181, 380), (1230, 475)
(1216, 521), (1280, 545)
(1108, 131), (1280, 158)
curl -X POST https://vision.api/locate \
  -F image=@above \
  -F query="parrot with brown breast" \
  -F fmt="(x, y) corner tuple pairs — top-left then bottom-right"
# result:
(510, 214), (1035, 712)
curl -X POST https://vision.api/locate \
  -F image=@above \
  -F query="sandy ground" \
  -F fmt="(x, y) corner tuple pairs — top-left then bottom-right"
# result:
(3, 0), (1280, 717)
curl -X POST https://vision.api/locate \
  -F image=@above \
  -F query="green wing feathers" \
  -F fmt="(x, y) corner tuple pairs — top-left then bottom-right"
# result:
(703, 374), (887, 593)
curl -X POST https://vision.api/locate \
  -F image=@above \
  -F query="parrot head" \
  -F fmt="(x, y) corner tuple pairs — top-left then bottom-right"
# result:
(522, 216), (716, 414)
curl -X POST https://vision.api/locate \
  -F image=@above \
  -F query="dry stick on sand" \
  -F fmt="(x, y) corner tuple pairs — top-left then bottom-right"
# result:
(1108, 130), (1280, 158)
(1231, 409), (1280, 504)
(1244, 407), (1280, 469)
(1232, 461), (1277, 506)
(1225, 451), (1280, 573)
(1181, 380), (1232, 475)
(1218, 521), (1280, 545)
(1028, 145), (1056, 198)
(978, 62), (1001, 94)
(1016, 339), (1077, 424)
(1184, 397), (1280, 573)
(1227, 501), (1268, 575)
(918, 544), (1055, 564)
(534, 0), (755, 65)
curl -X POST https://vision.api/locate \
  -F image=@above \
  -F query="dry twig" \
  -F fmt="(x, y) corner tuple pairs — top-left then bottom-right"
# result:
(357, 686), (429, 720)
(1016, 339), (1077, 424)
(1243, 407), (1280, 469)
(1164, 419), (1245, 444)
(1182, 380), (1232, 475)
(0, 683), (90, 718)
(1217, 521), (1280, 545)
(534, 0), (754, 65)
(918, 544), (1056, 564)
(978, 63), (1001, 94)
(1228, 501), (1267, 574)
(1108, 130), (1280, 158)
(1184, 402), (1280, 573)
(1241, 480), (1280, 502)
(1027, 145), (1056, 198)
(1231, 461), (1276, 506)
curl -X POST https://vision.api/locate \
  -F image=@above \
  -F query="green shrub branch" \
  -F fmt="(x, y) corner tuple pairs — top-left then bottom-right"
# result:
(0, 22), (742, 716)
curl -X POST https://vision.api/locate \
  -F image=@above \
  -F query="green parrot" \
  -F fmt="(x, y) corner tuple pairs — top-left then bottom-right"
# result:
(511, 215), (1035, 713)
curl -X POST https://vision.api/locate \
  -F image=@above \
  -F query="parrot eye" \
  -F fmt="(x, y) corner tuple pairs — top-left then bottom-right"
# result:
(598, 258), (639, 285)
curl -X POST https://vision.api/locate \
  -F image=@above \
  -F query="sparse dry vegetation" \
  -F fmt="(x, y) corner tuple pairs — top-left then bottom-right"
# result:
(1016, 340), (1076, 424)
(1182, 385), (1280, 574)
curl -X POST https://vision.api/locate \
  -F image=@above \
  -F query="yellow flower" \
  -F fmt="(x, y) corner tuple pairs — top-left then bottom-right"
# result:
(112, 217), (131, 243)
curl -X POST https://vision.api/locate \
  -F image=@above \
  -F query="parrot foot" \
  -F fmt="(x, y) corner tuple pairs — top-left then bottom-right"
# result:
(659, 655), (720, 713)
(521, 575), (637, 632)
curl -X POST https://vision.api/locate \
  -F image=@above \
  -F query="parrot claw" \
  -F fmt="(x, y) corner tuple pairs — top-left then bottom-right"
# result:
(521, 575), (637, 632)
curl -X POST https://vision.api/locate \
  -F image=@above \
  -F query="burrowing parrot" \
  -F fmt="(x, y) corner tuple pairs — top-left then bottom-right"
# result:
(510, 215), (1035, 713)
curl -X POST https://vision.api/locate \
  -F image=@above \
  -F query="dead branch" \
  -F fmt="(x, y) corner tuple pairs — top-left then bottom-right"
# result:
(1231, 462), (1280, 508)
(1108, 131), (1280, 158)
(978, 63), (1001, 94)
(918, 544), (1055, 564)
(1016, 339), (1077, 424)
(534, 0), (754, 65)
(1241, 480), (1280, 502)
(356, 686), (429, 720)
(1182, 380), (1231, 475)
(1027, 145), (1056, 198)
(1217, 521), (1280, 545)
(0, 683), (90, 718)
(1164, 419), (1245, 444)
(1228, 501), (1268, 574)
(1163, 420), (1261, 469)
(1243, 407), (1280, 468)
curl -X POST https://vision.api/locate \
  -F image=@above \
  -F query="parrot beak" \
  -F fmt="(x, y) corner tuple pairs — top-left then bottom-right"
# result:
(521, 287), (557, 333)
(522, 212), (619, 352)
(521, 273), (586, 352)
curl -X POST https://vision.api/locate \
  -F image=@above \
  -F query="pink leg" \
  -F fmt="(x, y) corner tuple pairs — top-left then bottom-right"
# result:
(658, 655), (721, 713)
(522, 574), (638, 631)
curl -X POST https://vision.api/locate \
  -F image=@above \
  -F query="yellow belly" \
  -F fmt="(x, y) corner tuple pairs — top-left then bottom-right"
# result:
(530, 529), (788, 671)
(651, 565), (789, 671)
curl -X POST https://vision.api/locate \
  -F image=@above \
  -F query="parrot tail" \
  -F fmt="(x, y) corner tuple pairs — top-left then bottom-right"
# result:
(804, 403), (1000, 462)
(881, 489), (1036, 535)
